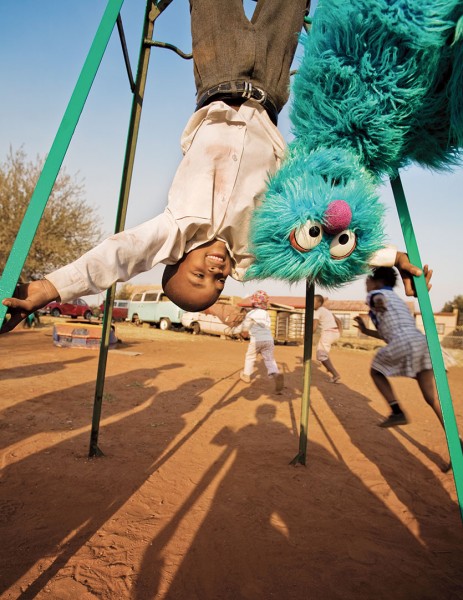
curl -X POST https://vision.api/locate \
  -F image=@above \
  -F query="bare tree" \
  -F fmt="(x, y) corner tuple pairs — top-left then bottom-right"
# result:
(0, 148), (102, 280)
(115, 284), (133, 300)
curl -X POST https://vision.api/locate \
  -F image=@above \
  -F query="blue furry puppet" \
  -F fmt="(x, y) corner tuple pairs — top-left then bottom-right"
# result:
(247, 0), (463, 288)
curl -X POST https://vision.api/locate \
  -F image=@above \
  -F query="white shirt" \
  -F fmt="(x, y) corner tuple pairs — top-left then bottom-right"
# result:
(240, 308), (274, 342)
(48, 100), (286, 302)
(314, 305), (338, 331)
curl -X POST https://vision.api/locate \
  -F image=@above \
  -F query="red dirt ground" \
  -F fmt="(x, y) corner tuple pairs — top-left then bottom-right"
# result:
(1, 319), (463, 599)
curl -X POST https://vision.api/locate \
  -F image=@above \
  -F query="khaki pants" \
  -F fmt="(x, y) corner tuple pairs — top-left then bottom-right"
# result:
(190, 0), (310, 113)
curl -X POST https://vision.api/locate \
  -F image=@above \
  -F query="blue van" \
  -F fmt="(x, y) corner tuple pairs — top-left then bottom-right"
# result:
(127, 291), (183, 329)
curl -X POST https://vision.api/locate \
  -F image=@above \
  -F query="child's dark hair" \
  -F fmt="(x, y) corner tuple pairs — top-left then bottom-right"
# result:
(369, 266), (397, 288)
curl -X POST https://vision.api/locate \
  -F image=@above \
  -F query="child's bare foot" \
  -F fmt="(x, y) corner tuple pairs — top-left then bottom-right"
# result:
(1, 279), (59, 333)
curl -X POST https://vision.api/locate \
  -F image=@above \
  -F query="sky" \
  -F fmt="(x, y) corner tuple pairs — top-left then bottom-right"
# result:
(1, 0), (462, 311)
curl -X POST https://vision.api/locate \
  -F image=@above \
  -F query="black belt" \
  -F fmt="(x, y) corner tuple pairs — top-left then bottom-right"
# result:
(196, 81), (279, 126)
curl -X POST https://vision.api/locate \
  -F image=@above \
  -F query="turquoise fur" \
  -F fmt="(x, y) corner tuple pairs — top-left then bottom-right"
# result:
(246, 147), (386, 287)
(248, 0), (463, 288)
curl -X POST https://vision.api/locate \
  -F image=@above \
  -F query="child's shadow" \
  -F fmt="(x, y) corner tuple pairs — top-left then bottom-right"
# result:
(312, 363), (460, 543)
(134, 404), (440, 599)
(0, 367), (213, 598)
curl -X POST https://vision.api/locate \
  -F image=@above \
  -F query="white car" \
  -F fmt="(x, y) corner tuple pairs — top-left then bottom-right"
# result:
(181, 311), (242, 338)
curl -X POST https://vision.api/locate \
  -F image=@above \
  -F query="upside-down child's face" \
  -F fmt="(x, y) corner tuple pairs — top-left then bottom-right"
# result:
(162, 240), (232, 311)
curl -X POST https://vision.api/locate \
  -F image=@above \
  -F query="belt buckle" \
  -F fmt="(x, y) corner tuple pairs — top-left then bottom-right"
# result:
(241, 82), (267, 105)
(253, 86), (267, 105)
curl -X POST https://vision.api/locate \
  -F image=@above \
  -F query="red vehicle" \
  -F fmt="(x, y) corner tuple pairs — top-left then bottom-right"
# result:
(45, 298), (93, 320)
(99, 300), (129, 322)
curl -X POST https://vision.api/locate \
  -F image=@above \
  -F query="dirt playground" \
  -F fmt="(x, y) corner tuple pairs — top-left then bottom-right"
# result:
(1, 319), (463, 599)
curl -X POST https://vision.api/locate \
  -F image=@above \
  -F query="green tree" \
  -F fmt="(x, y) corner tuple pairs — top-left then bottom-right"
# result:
(0, 148), (102, 280)
(441, 295), (463, 325)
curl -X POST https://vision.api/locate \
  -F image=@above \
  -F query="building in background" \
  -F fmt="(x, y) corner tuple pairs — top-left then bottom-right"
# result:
(238, 296), (461, 348)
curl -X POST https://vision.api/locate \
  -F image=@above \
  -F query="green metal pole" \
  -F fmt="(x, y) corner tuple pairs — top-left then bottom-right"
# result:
(291, 281), (315, 465)
(89, 0), (175, 457)
(0, 0), (125, 328)
(390, 175), (463, 520)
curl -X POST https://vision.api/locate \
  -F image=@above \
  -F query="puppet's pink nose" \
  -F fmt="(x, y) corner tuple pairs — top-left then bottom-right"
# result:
(323, 200), (352, 234)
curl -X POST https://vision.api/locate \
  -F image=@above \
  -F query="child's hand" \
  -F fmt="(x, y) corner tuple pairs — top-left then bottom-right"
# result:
(1, 279), (59, 333)
(354, 316), (366, 332)
(395, 252), (433, 297)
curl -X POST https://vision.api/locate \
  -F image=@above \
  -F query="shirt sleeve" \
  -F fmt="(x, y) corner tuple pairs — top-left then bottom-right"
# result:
(46, 212), (178, 302)
(368, 245), (397, 267)
(369, 290), (387, 309)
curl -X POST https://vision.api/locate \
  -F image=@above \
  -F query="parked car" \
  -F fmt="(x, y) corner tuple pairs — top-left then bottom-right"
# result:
(45, 298), (93, 320)
(181, 311), (242, 338)
(127, 290), (183, 329)
(99, 299), (129, 322)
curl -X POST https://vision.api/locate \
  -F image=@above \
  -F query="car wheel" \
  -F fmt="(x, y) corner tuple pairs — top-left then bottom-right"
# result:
(159, 318), (171, 331)
(132, 314), (141, 326)
(191, 322), (200, 335)
(84, 310), (92, 320)
(51, 308), (61, 317)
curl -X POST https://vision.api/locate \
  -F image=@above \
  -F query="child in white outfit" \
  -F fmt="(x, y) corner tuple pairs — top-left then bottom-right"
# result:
(238, 290), (284, 393)
(313, 294), (341, 383)
(1, 1), (308, 330)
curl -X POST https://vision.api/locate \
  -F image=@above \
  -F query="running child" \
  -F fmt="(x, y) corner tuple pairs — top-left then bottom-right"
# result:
(354, 267), (444, 430)
(238, 290), (284, 393)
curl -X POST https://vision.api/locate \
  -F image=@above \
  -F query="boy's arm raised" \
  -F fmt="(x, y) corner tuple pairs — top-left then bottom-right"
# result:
(2, 212), (175, 333)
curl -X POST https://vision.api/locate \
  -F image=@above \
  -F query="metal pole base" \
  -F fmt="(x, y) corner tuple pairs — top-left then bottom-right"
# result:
(89, 444), (105, 458)
(290, 452), (306, 466)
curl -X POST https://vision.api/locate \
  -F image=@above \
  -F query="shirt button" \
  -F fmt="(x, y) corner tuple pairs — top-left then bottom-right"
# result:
(232, 154), (238, 161)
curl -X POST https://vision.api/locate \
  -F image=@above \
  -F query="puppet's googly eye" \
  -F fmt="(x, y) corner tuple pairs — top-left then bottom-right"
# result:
(289, 221), (323, 252)
(329, 230), (357, 259)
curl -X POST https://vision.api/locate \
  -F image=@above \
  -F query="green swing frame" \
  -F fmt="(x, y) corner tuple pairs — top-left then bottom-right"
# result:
(0, 0), (461, 520)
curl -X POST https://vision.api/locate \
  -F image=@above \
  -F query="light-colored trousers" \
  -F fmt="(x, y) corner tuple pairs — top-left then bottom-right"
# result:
(316, 330), (340, 362)
(243, 340), (279, 376)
